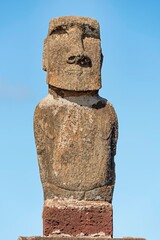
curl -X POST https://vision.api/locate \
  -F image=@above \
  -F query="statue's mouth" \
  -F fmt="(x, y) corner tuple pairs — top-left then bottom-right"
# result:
(65, 69), (83, 76)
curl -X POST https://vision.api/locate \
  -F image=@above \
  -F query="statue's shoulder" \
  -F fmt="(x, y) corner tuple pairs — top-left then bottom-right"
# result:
(105, 100), (118, 155)
(35, 94), (55, 110)
(105, 100), (118, 124)
(34, 94), (55, 123)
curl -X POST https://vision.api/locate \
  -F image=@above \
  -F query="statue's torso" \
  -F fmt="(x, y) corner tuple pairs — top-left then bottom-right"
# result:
(34, 93), (118, 200)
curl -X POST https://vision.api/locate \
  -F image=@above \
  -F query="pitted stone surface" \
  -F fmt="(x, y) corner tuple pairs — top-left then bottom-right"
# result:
(34, 90), (118, 202)
(42, 199), (113, 237)
(35, 16), (118, 204)
(43, 16), (102, 91)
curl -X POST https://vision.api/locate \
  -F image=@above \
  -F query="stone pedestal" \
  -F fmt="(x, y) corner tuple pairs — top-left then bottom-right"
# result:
(43, 199), (112, 237)
(18, 237), (145, 240)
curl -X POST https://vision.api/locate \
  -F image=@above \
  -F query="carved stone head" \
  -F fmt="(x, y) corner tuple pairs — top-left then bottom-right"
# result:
(43, 16), (102, 91)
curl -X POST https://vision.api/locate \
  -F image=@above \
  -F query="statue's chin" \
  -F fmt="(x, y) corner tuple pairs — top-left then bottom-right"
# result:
(47, 72), (101, 91)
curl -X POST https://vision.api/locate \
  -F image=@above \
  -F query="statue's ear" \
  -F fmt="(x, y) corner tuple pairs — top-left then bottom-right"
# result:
(101, 51), (103, 69)
(42, 38), (48, 71)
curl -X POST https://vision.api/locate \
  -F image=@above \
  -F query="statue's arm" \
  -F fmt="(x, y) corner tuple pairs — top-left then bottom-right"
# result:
(108, 103), (118, 157)
(34, 104), (48, 184)
(111, 116), (118, 157)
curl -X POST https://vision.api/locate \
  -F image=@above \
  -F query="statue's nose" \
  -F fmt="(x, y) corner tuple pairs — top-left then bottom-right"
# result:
(66, 27), (84, 60)
(67, 56), (77, 64)
(68, 26), (84, 51)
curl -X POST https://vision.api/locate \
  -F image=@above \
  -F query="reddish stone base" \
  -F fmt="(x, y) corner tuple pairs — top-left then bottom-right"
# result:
(42, 199), (113, 237)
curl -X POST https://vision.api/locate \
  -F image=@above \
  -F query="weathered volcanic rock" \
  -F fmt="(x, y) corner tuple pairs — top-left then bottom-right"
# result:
(42, 199), (113, 237)
(43, 16), (102, 91)
(34, 88), (118, 202)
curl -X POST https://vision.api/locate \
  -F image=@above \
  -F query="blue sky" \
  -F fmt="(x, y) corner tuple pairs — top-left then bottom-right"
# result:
(1, 1), (160, 239)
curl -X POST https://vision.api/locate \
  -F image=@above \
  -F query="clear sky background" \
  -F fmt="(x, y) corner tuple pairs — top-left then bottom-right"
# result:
(0, 1), (160, 240)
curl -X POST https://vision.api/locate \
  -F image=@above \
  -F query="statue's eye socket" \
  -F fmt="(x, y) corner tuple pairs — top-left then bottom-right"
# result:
(50, 26), (67, 35)
(82, 25), (99, 39)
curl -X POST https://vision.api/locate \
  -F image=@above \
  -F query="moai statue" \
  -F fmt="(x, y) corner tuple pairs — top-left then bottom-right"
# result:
(18, 16), (146, 240)
(34, 16), (118, 237)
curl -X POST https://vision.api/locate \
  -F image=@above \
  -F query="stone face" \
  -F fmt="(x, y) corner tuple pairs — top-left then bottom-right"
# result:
(43, 199), (113, 237)
(34, 88), (118, 202)
(43, 16), (102, 91)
